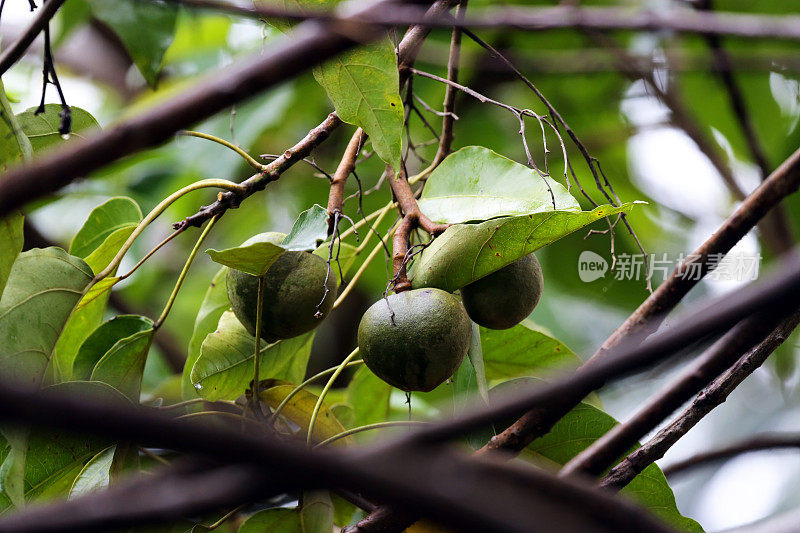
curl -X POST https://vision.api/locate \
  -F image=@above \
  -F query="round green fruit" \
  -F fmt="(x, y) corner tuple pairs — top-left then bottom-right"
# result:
(226, 232), (338, 342)
(460, 253), (543, 330)
(357, 288), (472, 392)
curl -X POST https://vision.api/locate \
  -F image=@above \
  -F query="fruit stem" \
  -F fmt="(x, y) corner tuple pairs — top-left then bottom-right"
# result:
(306, 347), (360, 446)
(154, 215), (219, 330)
(251, 274), (266, 403)
(313, 421), (427, 449)
(271, 359), (365, 421)
(180, 130), (266, 172)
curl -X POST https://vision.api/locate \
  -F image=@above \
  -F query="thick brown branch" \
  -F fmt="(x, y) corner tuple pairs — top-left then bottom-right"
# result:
(590, 145), (800, 364)
(327, 127), (365, 222)
(600, 308), (800, 491)
(560, 305), (799, 479)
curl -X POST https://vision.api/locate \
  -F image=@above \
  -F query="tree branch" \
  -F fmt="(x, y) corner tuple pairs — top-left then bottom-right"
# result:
(0, 0), (66, 76)
(589, 145), (800, 364)
(663, 432), (800, 478)
(431, 0), (466, 166)
(560, 304), (799, 479)
(600, 308), (800, 491)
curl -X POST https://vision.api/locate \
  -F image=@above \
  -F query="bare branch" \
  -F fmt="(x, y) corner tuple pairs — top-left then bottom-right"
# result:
(600, 309), (800, 491)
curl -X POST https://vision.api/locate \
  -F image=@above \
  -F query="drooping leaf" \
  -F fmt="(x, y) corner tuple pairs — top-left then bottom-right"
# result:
(465, 321), (487, 401)
(87, 316), (155, 400)
(191, 311), (313, 401)
(260, 380), (348, 444)
(418, 146), (579, 224)
(182, 268), (229, 401)
(206, 241), (285, 277)
(282, 204), (329, 251)
(300, 491), (334, 533)
(491, 379), (702, 532)
(314, 44), (404, 169)
(69, 197), (141, 262)
(73, 315), (153, 382)
(0, 382), (129, 510)
(239, 508), (301, 533)
(69, 445), (115, 499)
(87, 0), (177, 87)
(480, 320), (581, 381)
(346, 366), (391, 428)
(16, 104), (100, 153)
(410, 203), (637, 292)
(0, 248), (93, 387)
(0, 214), (23, 299)
(453, 325), (494, 450)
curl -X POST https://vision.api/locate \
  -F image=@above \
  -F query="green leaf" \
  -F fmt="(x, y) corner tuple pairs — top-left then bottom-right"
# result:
(0, 382), (129, 510)
(453, 325), (494, 450)
(73, 315), (152, 380)
(410, 203), (637, 292)
(0, 214), (23, 299)
(206, 241), (285, 277)
(481, 320), (581, 381)
(87, 0), (177, 87)
(69, 197), (142, 262)
(52, 277), (119, 382)
(282, 204), (329, 251)
(182, 268), (229, 401)
(346, 366), (391, 428)
(239, 508), (301, 533)
(492, 379), (702, 532)
(69, 445), (115, 499)
(418, 146), (580, 224)
(191, 311), (313, 401)
(88, 316), (155, 400)
(314, 43), (404, 169)
(16, 104), (100, 153)
(0, 79), (31, 169)
(259, 381), (347, 444)
(0, 248), (93, 387)
(465, 321), (487, 401)
(301, 491), (334, 533)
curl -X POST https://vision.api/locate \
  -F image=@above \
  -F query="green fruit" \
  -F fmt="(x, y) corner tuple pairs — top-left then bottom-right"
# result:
(460, 253), (543, 330)
(226, 232), (338, 342)
(357, 288), (472, 392)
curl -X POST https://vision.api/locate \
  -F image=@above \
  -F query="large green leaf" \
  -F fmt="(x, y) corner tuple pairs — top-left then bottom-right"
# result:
(87, 0), (177, 87)
(491, 379), (701, 532)
(0, 248), (93, 387)
(182, 268), (229, 401)
(314, 42), (404, 169)
(409, 203), (637, 292)
(86, 315), (155, 400)
(0, 382), (129, 510)
(282, 204), (328, 251)
(480, 319), (581, 380)
(16, 104), (100, 153)
(191, 311), (313, 401)
(0, 214), (23, 300)
(300, 491), (334, 533)
(69, 197), (141, 261)
(418, 146), (579, 224)
(346, 366), (392, 428)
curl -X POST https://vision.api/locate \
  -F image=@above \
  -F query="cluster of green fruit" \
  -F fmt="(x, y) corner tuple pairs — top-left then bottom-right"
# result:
(225, 233), (543, 394)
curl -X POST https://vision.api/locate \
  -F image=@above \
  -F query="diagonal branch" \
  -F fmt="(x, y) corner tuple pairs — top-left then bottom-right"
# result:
(600, 308), (800, 491)
(560, 304), (800, 479)
(0, 0), (66, 76)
